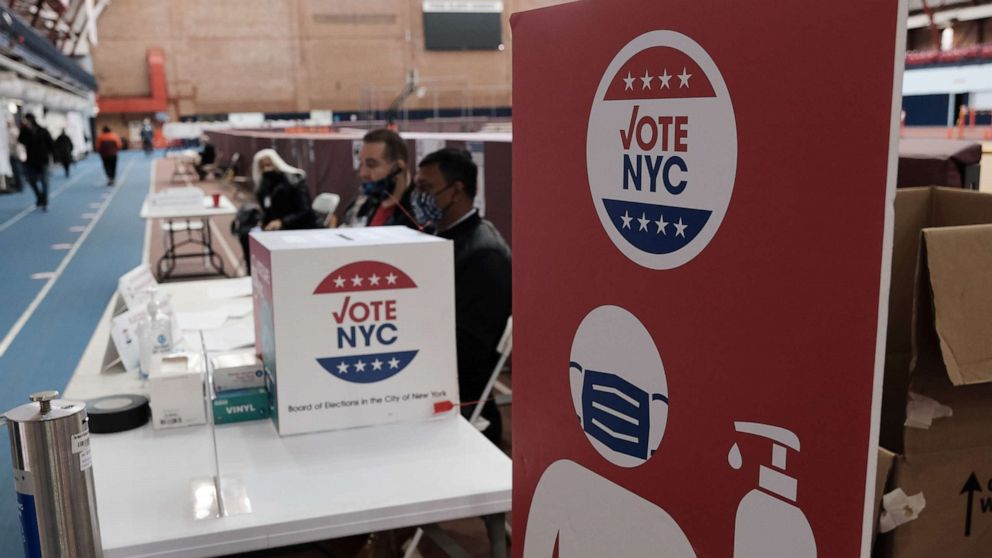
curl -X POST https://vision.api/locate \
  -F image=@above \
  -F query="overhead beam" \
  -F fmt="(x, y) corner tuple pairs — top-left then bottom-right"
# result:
(907, 4), (992, 30)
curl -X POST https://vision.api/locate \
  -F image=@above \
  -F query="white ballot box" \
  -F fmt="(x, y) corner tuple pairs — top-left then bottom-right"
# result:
(249, 226), (459, 436)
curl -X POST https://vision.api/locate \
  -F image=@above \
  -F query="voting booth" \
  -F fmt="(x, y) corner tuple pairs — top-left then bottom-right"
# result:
(249, 226), (459, 436)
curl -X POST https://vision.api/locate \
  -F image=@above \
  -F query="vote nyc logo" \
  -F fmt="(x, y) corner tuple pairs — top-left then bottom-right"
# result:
(312, 261), (418, 383)
(587, 31), (737, 269)
(569, 305), (670, 468)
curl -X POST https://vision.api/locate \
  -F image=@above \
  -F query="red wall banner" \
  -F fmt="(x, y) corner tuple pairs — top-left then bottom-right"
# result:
(511, 1), (906, 556)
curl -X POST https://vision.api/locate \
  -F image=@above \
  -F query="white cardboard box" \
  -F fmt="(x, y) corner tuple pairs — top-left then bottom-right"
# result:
(210, 349), (264, 392)
(249, 226), (459, 436)
(148, 353), (206, 429)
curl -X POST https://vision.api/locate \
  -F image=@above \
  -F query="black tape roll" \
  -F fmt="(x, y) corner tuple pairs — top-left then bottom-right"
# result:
(85, 394), (150, 434)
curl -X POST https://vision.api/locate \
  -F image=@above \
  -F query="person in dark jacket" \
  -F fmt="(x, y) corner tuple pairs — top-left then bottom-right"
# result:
(54, 130), (74, 177)
(413, 148), (512, 445)
(238, 149), (318, 273)
(195, 134), (216, 180)
(341, 129), (418, 229)
(95, 126), (122, 186)
(140, 119), (154, 156)
(17, 114), (54, 210)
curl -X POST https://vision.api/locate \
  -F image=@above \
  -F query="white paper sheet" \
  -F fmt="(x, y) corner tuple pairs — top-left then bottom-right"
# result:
(176, 310), (230, 331)
(223, 299), (254, 319)
(207, 277), (253, 300)
(202, 321), (255, 352)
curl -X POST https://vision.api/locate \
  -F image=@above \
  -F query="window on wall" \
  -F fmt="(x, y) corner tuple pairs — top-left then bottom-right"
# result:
(422, 1), (503, 51)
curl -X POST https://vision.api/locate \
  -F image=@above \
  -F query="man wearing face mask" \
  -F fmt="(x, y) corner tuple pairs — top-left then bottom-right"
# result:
(414, 148), (511, 445)
(341, 129), (418, 229)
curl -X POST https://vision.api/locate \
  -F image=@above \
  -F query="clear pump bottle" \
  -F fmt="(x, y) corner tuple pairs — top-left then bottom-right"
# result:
(139, 290), (174, 378)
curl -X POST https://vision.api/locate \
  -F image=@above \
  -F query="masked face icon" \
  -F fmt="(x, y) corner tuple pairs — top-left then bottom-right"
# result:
(570, 364), (669, 461)
(569, 305), (670, 467)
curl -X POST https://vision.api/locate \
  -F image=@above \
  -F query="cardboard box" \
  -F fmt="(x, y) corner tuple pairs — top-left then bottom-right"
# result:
(210, 349), (264, 392)
(881, 187), (992, 454)
(212, 387), (270, 425)
(249, 226), (459, 436)
(148, 353), (206, 429)
(882, 447), (992, 558)
(878, 188), (992, 556)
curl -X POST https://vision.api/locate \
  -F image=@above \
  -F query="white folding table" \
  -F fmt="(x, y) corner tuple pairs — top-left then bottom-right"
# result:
(67, 279), (512, 557)
(140, 196), (237, 280)
(90, 416), (510, 557)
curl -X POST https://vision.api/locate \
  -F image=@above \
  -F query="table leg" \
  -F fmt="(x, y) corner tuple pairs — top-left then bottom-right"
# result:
(202, 218), (226, 276)
(484, 513), (508, 558)
(157, 219), (178, 280)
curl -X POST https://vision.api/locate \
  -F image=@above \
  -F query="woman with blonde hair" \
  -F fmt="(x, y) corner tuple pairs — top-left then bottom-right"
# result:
(237, 149), (318, 272)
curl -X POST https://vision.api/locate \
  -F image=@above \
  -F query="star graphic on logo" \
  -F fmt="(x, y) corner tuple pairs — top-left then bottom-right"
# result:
(620, 211), (633, 229)
(336, 361), (349, 374)
(678, 67), (692, 88)
(351, 274), (364, 287)
(354, 360), (367, 372)
(623, 71), (635, 91)
(369, 274), (380, 286)
(333, 276), (345, 288)
(674, 218), (688, 238)
(640, 70), (653, 90)
(655, 214), (669, 235)
(371, 359), (383, 371)
(637, 213), (650, 231)
(386, 273), (397, 285)
(388, 357), (400, 369)
(658, 69), (672, 89)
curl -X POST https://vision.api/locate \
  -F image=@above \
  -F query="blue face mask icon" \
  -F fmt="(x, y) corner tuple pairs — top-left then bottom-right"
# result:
(570, 361), (668, 461)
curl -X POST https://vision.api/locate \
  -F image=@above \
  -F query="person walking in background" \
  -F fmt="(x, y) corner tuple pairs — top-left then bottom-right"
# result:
(96, 126), (122, 186)
(17, 114), (54, 211)
(140, 119), (154, 156)
(54, 130), (74, 177)
(5, 114), (24, 192)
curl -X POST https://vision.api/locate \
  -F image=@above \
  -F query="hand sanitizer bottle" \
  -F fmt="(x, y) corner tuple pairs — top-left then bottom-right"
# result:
(729, 422), (817, 558)
(138, 290), (174, 378)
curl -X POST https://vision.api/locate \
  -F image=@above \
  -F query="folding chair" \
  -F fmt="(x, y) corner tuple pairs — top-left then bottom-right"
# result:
(312, 192), (341, 228)
(403, 316), (513, 558)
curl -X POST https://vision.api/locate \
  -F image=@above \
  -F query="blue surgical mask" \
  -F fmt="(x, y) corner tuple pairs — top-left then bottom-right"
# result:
(570, 362), (668, 460)
(360, 168), (402, 201)
(411, 183), (455, 230)
(411, 189), (444, 228)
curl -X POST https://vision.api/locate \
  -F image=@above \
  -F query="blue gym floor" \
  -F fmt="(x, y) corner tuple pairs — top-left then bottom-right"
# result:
(0, 152), (152, 555)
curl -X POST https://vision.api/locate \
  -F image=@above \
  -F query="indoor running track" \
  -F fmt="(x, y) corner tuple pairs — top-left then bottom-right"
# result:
(0, 152), (152, 555)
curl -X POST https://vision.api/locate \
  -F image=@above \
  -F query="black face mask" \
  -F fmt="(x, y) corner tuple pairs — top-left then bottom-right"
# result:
(262, 170), (282, 182)
(360, 167), (403, 201)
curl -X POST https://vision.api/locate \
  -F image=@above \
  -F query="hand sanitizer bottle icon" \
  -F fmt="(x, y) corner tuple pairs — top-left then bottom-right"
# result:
(729, 422), (816, 558)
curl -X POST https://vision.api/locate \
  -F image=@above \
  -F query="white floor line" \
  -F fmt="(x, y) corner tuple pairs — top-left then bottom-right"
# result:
(0, 159), (137, 358)
(142, 161), (156, 264)
(30, 272), (56, 280)
(0, 165), (99, 233)
(69, 226), (85, 232)
(51, 243), (72, 250)
(209, 220), (241, 277)
(81, 213), (97, 219)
